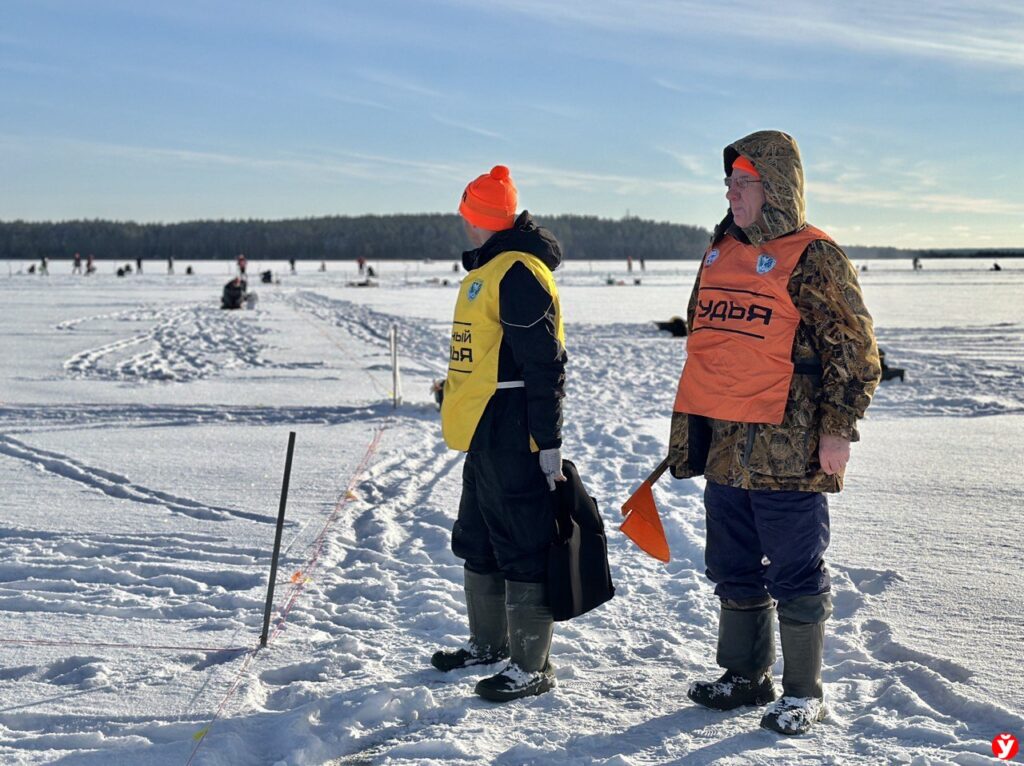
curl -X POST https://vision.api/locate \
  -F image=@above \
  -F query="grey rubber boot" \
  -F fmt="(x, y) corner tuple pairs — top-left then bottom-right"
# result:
(688, 598), (777, 711)
(474, 581), (555, 702)
(431, 569), (509, 671)
(779, 619), (825, 699)
(761, 593), (831, 735)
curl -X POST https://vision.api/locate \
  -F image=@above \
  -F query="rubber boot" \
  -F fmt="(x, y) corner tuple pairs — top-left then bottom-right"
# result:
(760, 612), (827, 735)
(688, 599), (777, 711)
(474, 581), (555, 702)
(431, 569), (510, 671)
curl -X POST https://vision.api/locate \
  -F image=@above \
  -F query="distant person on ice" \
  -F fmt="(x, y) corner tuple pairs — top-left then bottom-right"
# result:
(432, 164), (567, 702)
(667, 131), (881, 734)
(221, 276), (247, 309)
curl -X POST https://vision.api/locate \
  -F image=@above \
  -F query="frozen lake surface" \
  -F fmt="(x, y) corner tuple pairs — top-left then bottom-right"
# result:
(1, 257), (1022, 765)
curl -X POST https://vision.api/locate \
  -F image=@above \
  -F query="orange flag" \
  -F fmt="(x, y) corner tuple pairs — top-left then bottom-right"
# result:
(620, 458), (671, 563)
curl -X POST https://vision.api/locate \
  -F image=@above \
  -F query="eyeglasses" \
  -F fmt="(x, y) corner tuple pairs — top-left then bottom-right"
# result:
(724, 177), (762, 191)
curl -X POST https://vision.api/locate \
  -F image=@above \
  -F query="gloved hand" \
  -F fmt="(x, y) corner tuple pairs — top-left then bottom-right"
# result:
(538, 448), (565, 491)
(667, 411), (711, 479)
(667, 411), (688, 479)
(430, 379), (444, 409)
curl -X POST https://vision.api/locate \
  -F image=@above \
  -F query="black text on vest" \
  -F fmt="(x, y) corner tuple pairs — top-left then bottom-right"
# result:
(450, 327), (473, 363)
(697, 299), (773, 326)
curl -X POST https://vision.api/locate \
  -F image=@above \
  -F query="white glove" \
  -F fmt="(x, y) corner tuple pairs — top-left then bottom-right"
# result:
(538, 448), (565, 491)
(430, 379), (444, 410)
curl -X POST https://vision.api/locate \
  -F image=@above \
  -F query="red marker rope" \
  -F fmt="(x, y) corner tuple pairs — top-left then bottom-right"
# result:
(266, 427), (384, 644)
(185, 427), (385, 765)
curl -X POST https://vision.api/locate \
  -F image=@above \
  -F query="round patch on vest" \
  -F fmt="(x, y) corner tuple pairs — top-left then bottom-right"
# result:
(705, 249), (720, 267)
(467, 280), (483, 301)
(756, 254), (776, 274)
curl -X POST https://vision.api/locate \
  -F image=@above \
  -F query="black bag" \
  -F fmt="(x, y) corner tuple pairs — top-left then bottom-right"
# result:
(547, 459), (615, 622)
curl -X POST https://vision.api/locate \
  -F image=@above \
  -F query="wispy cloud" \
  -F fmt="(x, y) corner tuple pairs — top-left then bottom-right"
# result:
(518, 161), (710, 197)
(319, 91), (395, 111)
(656, 146), (712, 177)
(0, 133), (460, 187)
(356, 68), (445, 99)
(317, 148), (468, 182)
(522, 102), (583, 121)
(812, 181), (1024, 216)
(809, 150), (1024, 216)
(2, 132), (528, 194)
(653, 77), (732, 98)
(431, 114), (506, 141)
(455, 0), (1024, 70)
(818, 166), (871, 186)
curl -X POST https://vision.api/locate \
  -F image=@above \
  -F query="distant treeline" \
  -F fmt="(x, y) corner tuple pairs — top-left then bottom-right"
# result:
(1, 215), (1019, 262)
(0, 214), (712, 262)
(906, 249), (1024, 259)
(833, 246), (1023, 260)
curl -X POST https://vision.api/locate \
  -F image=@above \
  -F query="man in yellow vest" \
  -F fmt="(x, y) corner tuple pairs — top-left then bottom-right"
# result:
(431, 165), (567, 702)
(669, 131), (881, 734)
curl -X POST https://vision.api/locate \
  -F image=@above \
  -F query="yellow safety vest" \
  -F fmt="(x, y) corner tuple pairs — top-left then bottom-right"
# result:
(441, 251), (564, 452)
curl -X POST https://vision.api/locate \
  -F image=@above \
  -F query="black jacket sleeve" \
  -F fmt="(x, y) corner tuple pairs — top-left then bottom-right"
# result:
(499, 261), (566, 449)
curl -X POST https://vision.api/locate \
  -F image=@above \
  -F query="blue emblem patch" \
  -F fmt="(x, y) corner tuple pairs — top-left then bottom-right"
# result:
(756, 254), (776, 274)
(705, 249), (720, 267)
(467, 280), (483, 301)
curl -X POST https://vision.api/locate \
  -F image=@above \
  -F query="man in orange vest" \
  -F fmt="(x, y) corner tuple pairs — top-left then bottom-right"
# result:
(669, 131), (881, 735)
(430, 165), (568, 702)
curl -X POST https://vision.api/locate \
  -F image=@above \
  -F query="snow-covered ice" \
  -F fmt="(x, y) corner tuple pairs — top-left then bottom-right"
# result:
(1, 257), (1021, 765)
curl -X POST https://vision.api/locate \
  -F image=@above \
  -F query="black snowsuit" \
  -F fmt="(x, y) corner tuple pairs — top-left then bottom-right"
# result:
(451, 212), (566, 583)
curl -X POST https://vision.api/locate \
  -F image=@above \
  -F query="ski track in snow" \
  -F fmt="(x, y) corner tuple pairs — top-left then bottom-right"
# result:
(2, 286), (1021, 764)
(60, 302), (322, 383)
(284, 290), (450, 380)
(0, 527), (267, 622)
(0, 403), (394, 434)
(0, 434), (273, 524)
(870, 324), (1024, 417)
(53, 290), (1024, 419)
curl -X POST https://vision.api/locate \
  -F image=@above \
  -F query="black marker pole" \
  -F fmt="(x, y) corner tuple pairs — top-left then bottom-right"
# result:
(260, 431), (295, 648)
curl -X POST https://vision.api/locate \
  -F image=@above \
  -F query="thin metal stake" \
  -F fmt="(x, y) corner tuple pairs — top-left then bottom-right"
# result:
(260, 431), (296, 648)
(390, 324), (402, 408)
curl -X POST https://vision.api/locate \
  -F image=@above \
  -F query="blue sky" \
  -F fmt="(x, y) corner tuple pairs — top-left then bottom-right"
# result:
(2, 0), (1022, 248)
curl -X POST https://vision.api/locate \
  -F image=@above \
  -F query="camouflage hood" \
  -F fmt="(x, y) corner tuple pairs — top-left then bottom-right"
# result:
(720, 130), (805, 246)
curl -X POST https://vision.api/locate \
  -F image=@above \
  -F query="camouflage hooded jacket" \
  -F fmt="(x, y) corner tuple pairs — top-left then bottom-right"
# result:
(668, 130), (881, 492)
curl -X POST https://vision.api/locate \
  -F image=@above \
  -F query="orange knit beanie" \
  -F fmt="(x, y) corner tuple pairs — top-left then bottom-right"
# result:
(459, 165), (518, 231)
(731, 155), (760, 178)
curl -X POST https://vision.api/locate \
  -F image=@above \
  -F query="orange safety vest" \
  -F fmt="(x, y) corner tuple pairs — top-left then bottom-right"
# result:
(674, 226), (830, 425)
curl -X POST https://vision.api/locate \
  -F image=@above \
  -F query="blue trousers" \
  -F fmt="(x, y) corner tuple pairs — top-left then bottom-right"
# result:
(704, 482), (830, 603)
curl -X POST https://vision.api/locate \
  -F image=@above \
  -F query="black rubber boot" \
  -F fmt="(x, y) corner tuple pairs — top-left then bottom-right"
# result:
(431, 570), (510, 672)
(475, 581), (555, 702)
(688, 599), (777, 711)
(687, 669), (777, 710)
(761, 596), (829, 735)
